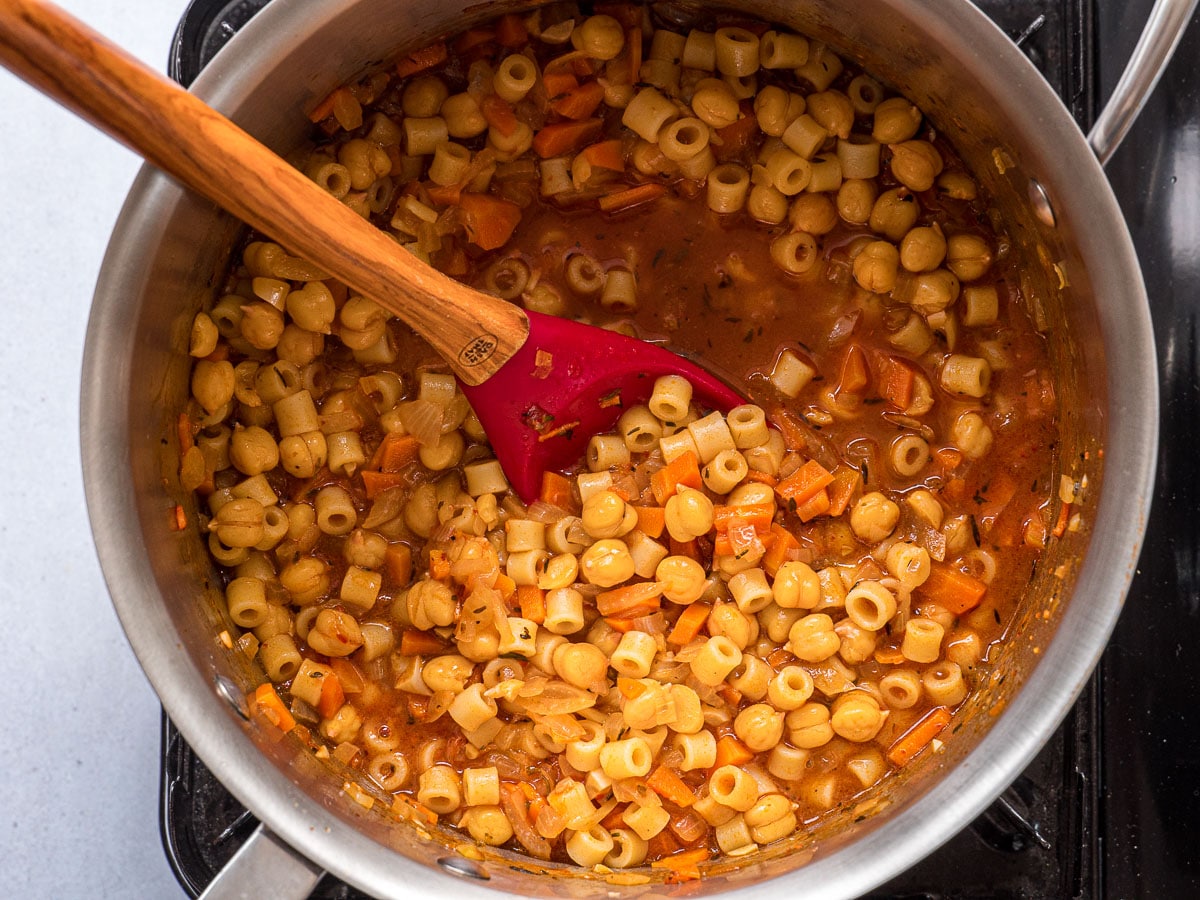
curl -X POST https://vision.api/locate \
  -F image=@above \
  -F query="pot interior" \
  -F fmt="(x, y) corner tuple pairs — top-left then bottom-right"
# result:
(82, 0), (1153, 896)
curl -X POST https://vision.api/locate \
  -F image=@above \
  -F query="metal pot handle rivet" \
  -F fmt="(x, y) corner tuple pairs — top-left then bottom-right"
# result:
(214, 674), (250, 720)
(437, 856), (491, 881)
(1027, 179), (1056, 228)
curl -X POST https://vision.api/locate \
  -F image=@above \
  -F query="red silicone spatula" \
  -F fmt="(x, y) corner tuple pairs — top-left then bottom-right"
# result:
(0, 0), (742, 500)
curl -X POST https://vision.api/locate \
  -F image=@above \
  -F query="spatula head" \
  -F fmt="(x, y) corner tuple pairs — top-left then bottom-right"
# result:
(462, 310), (744, 502)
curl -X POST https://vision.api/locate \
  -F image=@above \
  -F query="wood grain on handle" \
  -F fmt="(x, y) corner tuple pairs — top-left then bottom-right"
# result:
(0, 0), (529, 385)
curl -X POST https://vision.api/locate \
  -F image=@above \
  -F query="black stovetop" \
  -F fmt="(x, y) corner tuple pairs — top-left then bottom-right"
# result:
(159, 1), (1200, 896)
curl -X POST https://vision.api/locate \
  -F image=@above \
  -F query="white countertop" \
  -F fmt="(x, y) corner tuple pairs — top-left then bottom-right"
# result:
(0, 1), (192, 896)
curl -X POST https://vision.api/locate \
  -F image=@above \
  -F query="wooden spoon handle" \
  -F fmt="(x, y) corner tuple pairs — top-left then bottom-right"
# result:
(0, 0), (528, 385)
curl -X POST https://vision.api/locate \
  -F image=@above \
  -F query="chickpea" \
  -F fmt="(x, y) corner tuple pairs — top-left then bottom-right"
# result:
(805, 89), (854, 139)
(553, 642), (609, 689)
(240, 301), (285, 351)
(664, 487), (714, 542)
(896, 268), (960, 315)
(869, 188), (920, 241)
(937, 170), (978, 200)
(402, 75), (450, 117)
(871, 96), (922, 143)
(888, 140), (944, 192)
(786, 702), (834, 748)
(836, 178), (877, 224)
(830, 692), (886, 742)
(899, 224), (947, 272)
(422, 654), (474, 692)
(850, 491), (900, 542)
(307, 608), (364, 657)
(772, 561), (821, 609)
(945, 232), (994, 281)
(787, 613), (840, 662)
(229, 425), (280, 476)
(582, 490), (634, 539)
(656, 555), (708, 604)
(213, 497), (265, 548)
(708, 602), (757, 650)
(853, 240), (900, 294)
(788, 192), (838, 235)
(734, 703), (785, 752)
(191, 359), (235, 414)
(406, 578), (456, 629)
(579, 538), (636, 587)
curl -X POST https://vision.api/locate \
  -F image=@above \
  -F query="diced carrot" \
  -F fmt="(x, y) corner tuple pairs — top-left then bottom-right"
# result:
(540, 471), (577, 511)
(874, 644), (906, 665)
(601, 802), (630, 830)
(527, 795), (549, 824)
(617, 676), (650, 699)
(307, 86), (352, 124)
(479, 93), (519, 137)
(517, 584), (546, 624)
(878, 356), (917, 410)
(579, 138), (626, 172)
(1052, 501), (1072, 538)
(395, 41), (448, 78)
(544, 49), (596, 79)
(371, 432), (422, 473)
(458, 193), (523, 251)
(919, 563), (988, 615)
(977, 472), (1018, 518)
(713, 111), (758, 161)
(935, 447), (964, 472)
(494, 573), (517, 601)
(495, 13), (528, 47)
(794, 487), (831, 522)
(170, 504), (188, 532)
(633, 505), (666, 539)
(385, 543), (413, 588)
(177, 413), (195, 453)
(942, 477), (970, 503)
(598, 182), (667, 213)
(429, 549), (451, 581)
(360, 465), (408, 497)
(425, 182), (462, 206)
(604, 616), (639, 633)
(827, 465), (862, 517)
(668, 603), (711, 645)
(762, 523), (800, 577)
(329, 658), (366, 694)
(713, 503), (775, 532)
(541, 69), (579, 100)
(776, 459), (835, 506)
(651, 847), (711, 870)
(838, 344), (870, 394)
(712, 735), (754, 769)
(317, 670), (346, 719)
(887, 707), (952, 767)
(531, 118), (604, 158)
(550, 80), (607, 120)
(603, 24), (642, 86)
(399, 628), (447, 658)
(669, 537), (701, 561)
(252, 683), (295, 733)
(596, 581), (664, 618)
(766, 646), (795, 668)
(716, 684), (743, 707)
(646, 765), (697, 807)
(741, 469), (778, 487)
(771, 407), (810, 452)
(452, 28), (495, 56)
(594, 2), (643, 28)
(712, 521), (768, 558)
(650, 450), (703, 505)
(406, 694), (431, 721)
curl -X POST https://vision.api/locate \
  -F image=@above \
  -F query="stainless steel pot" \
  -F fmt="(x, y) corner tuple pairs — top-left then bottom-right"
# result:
(80, 0), (1182, 896)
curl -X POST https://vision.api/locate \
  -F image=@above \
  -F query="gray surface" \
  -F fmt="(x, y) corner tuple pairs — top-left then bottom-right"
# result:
(0, 1), (188, 897)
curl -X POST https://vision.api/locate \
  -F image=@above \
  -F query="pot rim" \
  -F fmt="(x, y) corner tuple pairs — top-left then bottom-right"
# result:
(81, 0), (1159, 896)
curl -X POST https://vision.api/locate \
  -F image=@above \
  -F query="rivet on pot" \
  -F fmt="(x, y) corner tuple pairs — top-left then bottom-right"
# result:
(437, 856), (490, 880)
(1028, 178), (1056, 228)
(215, 674), (250, 720)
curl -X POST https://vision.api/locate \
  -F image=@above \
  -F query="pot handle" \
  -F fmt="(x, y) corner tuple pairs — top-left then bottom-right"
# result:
(197, 823), (325, 900)
(1088, 0), (1199, 164)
